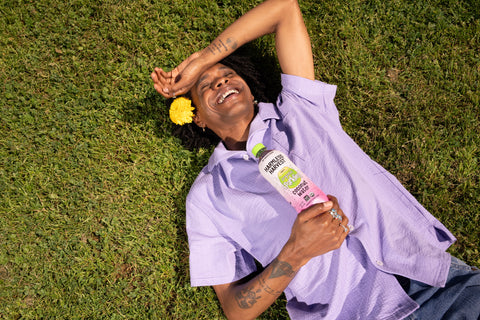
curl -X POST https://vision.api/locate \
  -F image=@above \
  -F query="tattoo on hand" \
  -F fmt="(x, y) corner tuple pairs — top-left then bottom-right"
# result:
(207, 37), (238, 55)
(269, 259), (295, 279)
(235, 286), (262, 309)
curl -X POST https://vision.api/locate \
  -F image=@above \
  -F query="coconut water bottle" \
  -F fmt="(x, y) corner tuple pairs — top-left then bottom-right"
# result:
(252, 143), (329, 213)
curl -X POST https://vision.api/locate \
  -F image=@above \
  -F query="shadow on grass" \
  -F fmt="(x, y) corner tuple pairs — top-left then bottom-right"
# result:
(121, 91), (172, 138)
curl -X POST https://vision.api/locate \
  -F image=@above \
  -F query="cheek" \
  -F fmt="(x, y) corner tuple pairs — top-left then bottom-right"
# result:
(241, 82), (254, 101)
(191, 90), (208, 110)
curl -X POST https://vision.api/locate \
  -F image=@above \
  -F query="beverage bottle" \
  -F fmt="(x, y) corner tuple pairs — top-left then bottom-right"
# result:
(252, 143), (329, 213)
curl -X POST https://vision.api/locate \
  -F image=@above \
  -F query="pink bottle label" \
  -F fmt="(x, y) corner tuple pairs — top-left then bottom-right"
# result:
(287, 174), (329, 213)
(258, 151), (328, 213)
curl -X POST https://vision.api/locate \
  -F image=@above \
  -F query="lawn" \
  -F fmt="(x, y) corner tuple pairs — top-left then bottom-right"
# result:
(0, 0), (478, 318)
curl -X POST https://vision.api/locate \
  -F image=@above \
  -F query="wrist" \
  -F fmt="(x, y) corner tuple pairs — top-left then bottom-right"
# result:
(190, 47), (217, 75)
(277, 240), (307, 272)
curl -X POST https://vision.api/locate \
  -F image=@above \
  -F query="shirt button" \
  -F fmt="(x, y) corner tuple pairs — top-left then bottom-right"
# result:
(376, 260), (384, 266)
(243, 154), (249, 161)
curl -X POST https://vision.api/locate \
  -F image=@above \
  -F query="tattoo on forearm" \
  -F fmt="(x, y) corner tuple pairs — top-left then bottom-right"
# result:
(235, 286), (262, 309)
(259, 277), (282, 296)
(269, 259), (295, 279)
(218, 39), (228, 51)
(213, 42), (221, 53)
(207, 37), (238, 55)
(234, 260), (293, 309)
(226, 37), (237, 50)
(207, 46), (216, 55)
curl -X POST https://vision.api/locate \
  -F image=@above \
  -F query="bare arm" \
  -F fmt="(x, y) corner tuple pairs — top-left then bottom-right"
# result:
(214, 198), (350, 320)
(152, 0), (314, 98)
(214, 257), (296, 320)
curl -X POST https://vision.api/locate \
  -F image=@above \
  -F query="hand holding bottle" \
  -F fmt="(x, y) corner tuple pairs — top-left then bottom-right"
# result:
(280, 196), (350, 270)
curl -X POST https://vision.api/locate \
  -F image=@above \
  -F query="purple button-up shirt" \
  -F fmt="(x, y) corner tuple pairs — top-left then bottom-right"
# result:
(186, 74), (455, 319)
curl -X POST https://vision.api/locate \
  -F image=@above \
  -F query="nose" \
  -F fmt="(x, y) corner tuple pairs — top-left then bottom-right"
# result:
(214, 77), (229, 88)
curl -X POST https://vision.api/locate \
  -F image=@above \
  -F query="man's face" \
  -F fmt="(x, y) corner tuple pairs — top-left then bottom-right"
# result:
(190, 63), (255, 136)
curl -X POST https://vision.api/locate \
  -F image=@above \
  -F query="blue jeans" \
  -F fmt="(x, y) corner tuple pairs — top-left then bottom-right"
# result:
(402, 256), (480, 320)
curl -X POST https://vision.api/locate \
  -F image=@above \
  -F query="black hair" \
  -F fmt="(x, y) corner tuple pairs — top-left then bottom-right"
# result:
(169, 45), (281, 150)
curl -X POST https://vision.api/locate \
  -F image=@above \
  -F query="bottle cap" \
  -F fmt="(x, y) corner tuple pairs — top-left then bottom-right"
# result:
(252, 143), (266, 158)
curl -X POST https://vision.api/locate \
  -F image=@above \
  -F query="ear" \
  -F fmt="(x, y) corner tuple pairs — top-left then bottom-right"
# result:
(193, 114), (205, 129)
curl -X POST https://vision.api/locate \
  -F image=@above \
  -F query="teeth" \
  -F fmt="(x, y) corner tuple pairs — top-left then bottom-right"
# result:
(218, 89), (239, 104)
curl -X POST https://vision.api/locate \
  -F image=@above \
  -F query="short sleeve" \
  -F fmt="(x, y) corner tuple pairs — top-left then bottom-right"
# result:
(277, 74), (338, 116)
(186, 198), (257, 287)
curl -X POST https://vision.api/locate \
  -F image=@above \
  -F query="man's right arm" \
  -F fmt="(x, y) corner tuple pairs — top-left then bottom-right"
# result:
(152, 0), (314, 99)
(214, 197), (350, 320)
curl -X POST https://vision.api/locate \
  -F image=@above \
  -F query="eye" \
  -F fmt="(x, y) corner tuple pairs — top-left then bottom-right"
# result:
(199, 82), (210, 92)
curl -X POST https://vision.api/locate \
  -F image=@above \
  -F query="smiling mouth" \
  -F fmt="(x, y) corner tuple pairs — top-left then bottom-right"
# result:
(217, 89), (239, 104)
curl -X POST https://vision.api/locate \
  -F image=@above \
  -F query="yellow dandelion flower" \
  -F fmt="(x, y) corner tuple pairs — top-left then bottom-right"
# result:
(169, 97), (195, 125)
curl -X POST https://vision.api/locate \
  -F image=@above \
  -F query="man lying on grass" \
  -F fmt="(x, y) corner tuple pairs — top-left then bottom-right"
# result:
(151, 0), (480, 319)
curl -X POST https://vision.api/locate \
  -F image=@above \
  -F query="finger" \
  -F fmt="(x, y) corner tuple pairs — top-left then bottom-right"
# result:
(299, 201), (333, 221)
(328, 208), (343, 223)
(338, 221), (350, 234)
(151, 70), (158, 83)
(151, 68), (166, 85)
(327, 207), (346, 227)
(167, 70), (174, 86)
(327, 194), (338, 205)
(336, 216), (350, 237)
(326, 195), (348, 222)
(153, 84), (171, 98)
(155, 67), (168, 79)
(333, 204), (349, 227)
(332, 207), (348, 224)
(157, 68), (173, 85)
(151, 68), (163, 84)
(152, 81), (172, 98)
(152, 68), (177, 97)
(325, 195), (351, 233)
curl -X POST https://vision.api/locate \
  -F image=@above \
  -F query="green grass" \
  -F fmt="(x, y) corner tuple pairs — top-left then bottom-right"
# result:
(0, 0), (478, 318)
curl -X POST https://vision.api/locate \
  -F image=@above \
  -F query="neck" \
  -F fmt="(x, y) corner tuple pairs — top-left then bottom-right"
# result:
(223, 139), (247, 151)
(219, 121), (250, 150)
(211, 103), (257, 150)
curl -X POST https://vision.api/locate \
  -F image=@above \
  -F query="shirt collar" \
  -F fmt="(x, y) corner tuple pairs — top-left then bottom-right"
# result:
(206, 102), (280, 171)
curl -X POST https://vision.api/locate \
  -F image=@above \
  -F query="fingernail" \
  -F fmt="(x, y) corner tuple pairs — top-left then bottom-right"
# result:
(163, 88), (169, 93)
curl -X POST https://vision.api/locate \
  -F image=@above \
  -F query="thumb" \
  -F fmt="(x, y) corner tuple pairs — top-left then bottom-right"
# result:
(298, 201), (333, 221)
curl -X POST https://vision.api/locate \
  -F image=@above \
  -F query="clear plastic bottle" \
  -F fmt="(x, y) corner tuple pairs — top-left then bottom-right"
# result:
(252, 143), (329, 213)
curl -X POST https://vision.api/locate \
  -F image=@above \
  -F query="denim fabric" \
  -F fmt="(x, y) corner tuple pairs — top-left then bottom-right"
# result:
(403, 257), (480, 320)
